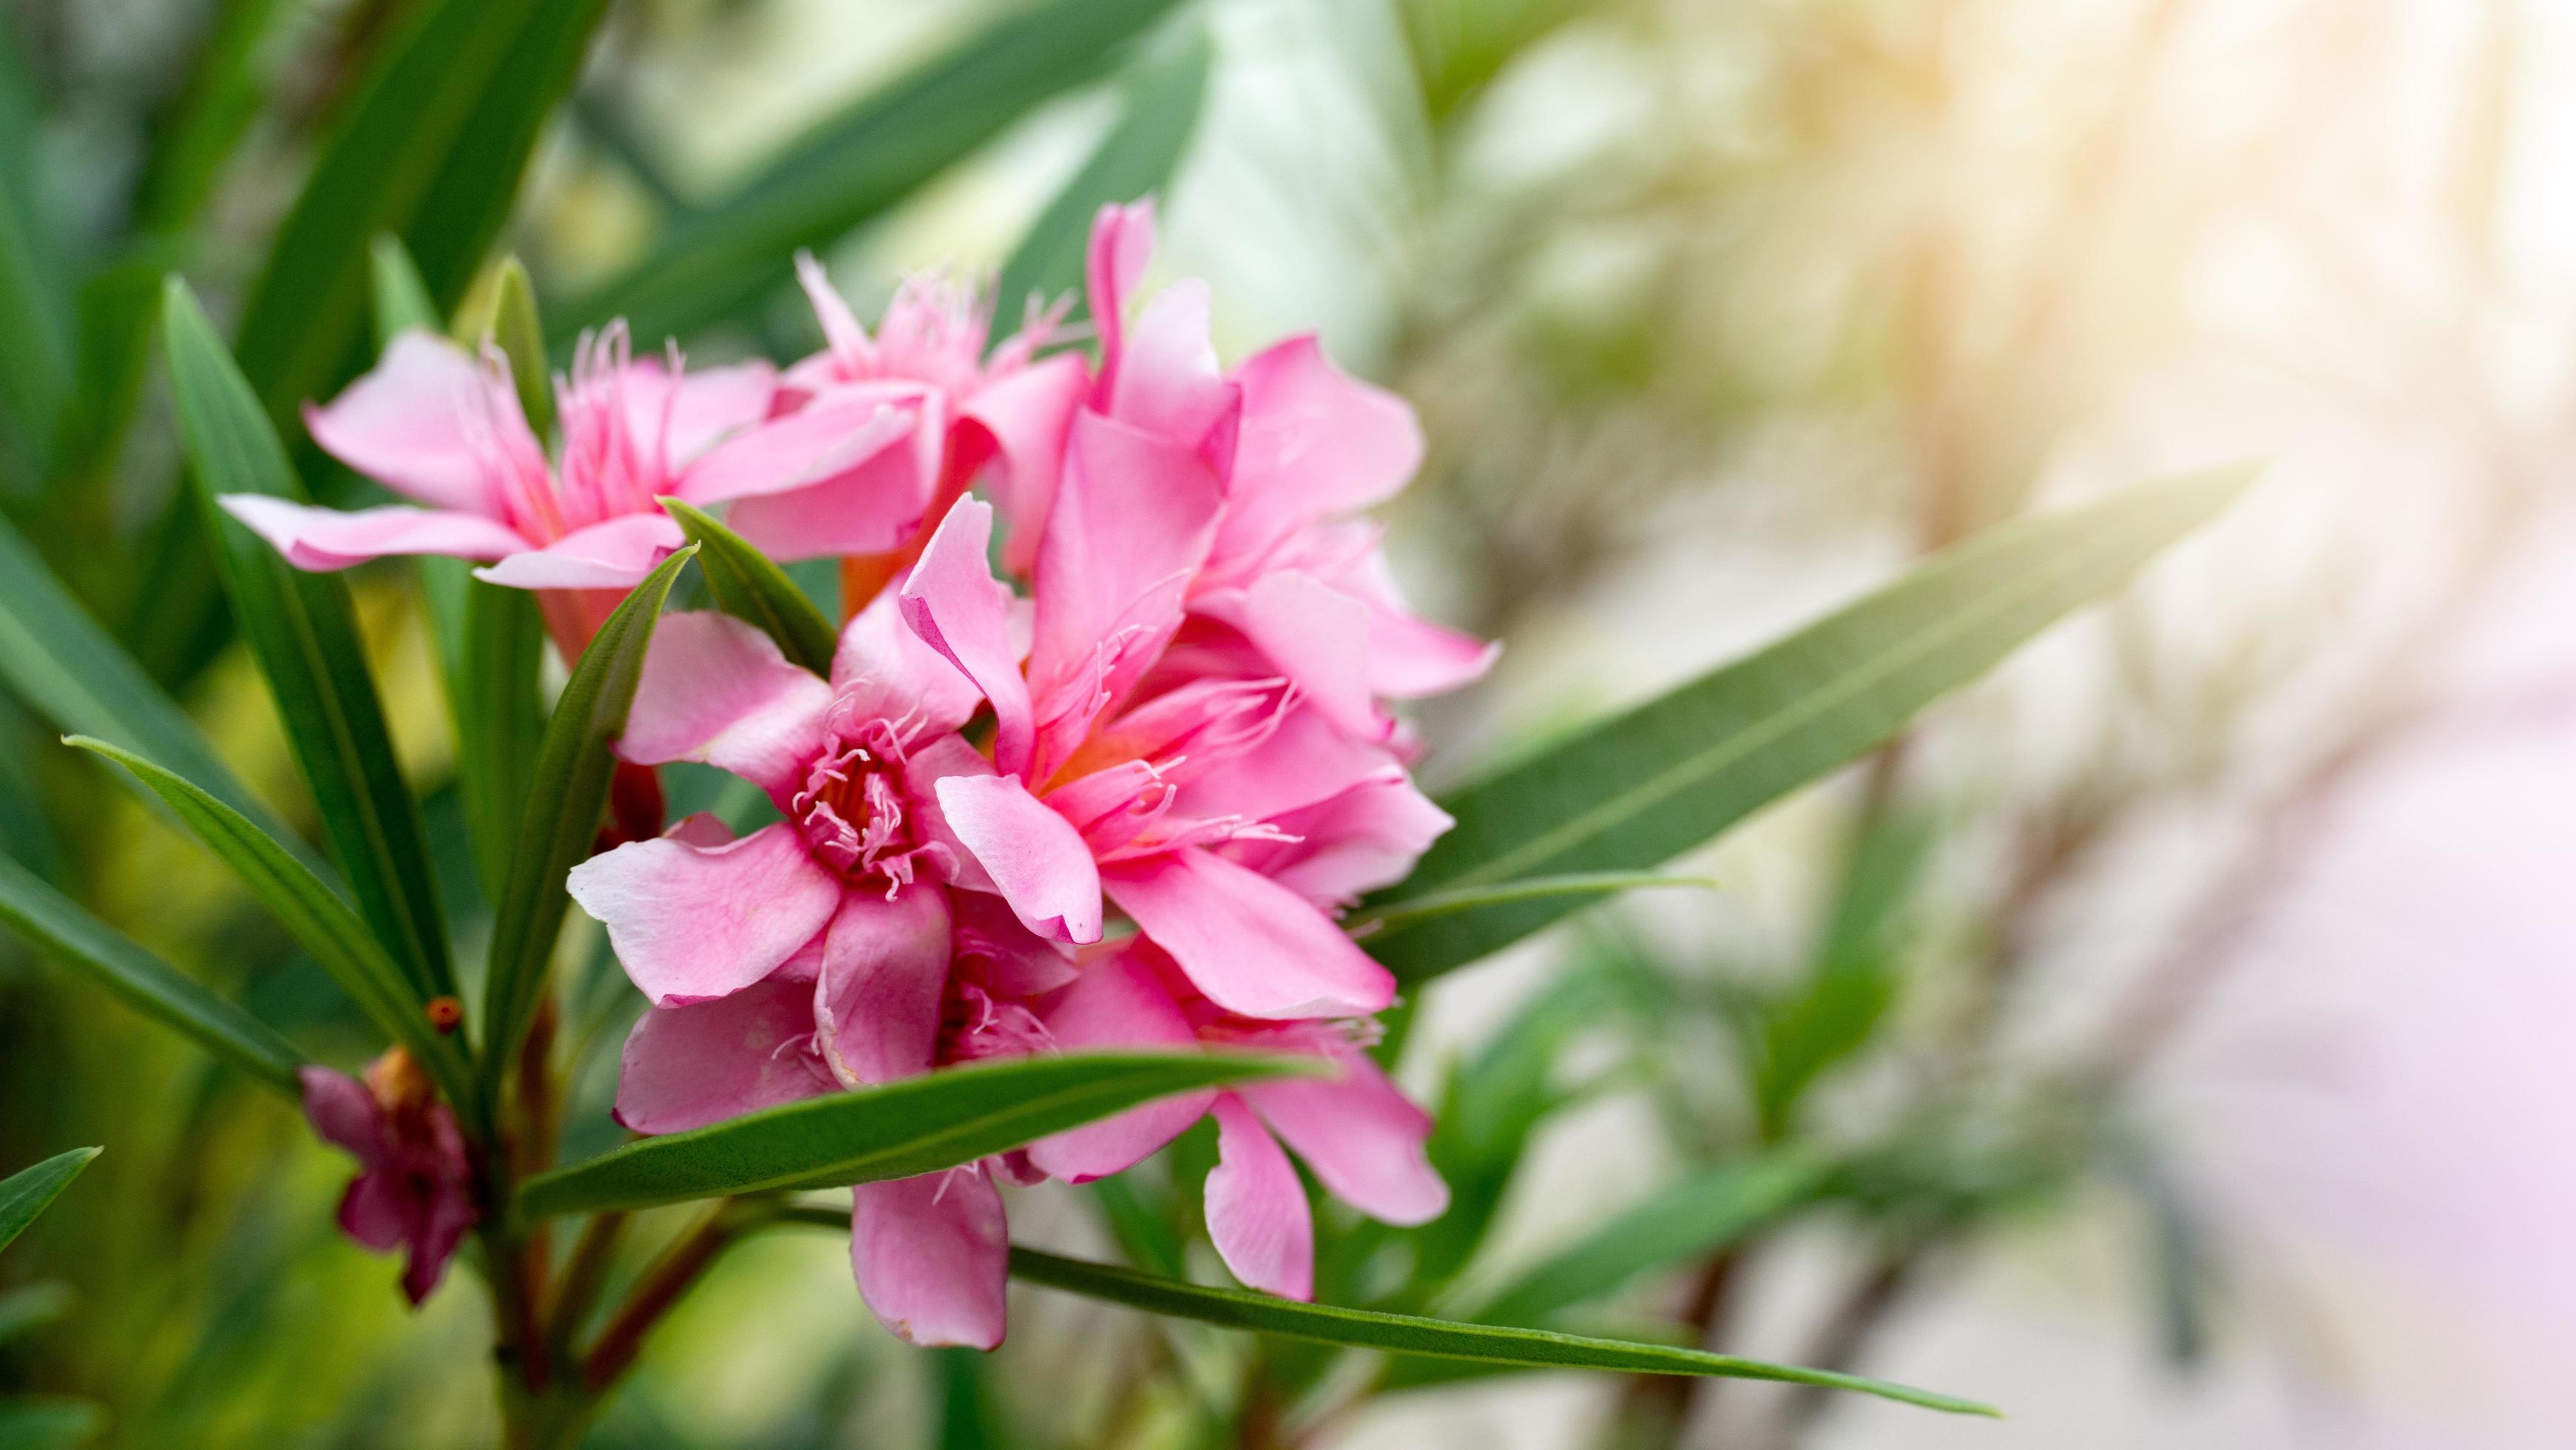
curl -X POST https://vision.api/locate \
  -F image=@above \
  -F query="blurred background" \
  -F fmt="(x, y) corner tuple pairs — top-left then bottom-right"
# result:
(4, 0), (2572, 1446)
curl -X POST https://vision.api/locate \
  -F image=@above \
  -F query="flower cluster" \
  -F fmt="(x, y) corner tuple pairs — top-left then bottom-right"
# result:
(243, 203), (1492, 1347)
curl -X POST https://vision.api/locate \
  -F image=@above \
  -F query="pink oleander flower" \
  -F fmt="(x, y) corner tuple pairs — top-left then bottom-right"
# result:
(901, 480), (1451, 1024)
(1064, 202), (1498, 742)
(219, 324), (868, 650)
(713, 256), (1087, 587)
(564, 597), (1101, 1347)
(1028, 941), (1447, 1300)
(300, 1052), (478, 1305)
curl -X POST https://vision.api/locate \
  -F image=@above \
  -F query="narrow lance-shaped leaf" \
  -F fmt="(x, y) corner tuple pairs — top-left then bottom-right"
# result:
(479, 257), (552, 438)
(0, 513), (319, 873)
(0, 6), (70, 468)
(661, 499), (837, 673)
(1345, 872), (1717, 936)
(1365, 465), (2254, 982)
(994, 18), (1212, 322)
(0, 851), (305, 1093)
(124, 0), (609, 698)
(232, 0), (611, 426)
(481, 546), (694, 1093)
(0, 1148), (99, 1256)
(1002, 1248), (1998, 1417)
(518, 1052), (1310, 1218)
(1470, 1153), (1824, 1328)
(162, 279), (456, 1003)
(425, 570), (544, 911)
(67, 736), (476, 1113)
(555, 0), (1191, 345)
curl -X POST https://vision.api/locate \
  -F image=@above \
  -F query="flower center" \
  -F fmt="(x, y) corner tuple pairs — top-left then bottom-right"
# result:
(791, 715), (935, 891)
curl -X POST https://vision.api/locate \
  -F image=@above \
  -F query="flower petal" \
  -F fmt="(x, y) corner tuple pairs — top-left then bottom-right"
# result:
(933, 773), (1103, 945)
(900, 497), (1036, 775)
(812, 883), (954, 1088)
(675, 391), (916, 508)
(299, 1066), (388, 1164)
(1241, 1052), (1447, 1226)
(474, 512), (686, 590)
(615, 974), (834, 1133)
(1100, 847), (1394, 1019)
(1205, 1094), (1312, 1301)
(1026, 948), (1208, 1181)
(1028, 409), (1223, 772)
(567, 822), (843, 1007)
(832, 591), (982, 739)
(620, 611), (833, 802)
(1222, 571), (1385, 741)
(853, 1168), (1010, 1349)
(1086, 200), (1156, 400)
(965, 352), (1089, 574)
(303, 329), (535, 513)
(1104, 279), (1234, 451)
(217, 497), (528, 571)
(1213, 334), (1424, 567)
(1224, 775), (1453, 910)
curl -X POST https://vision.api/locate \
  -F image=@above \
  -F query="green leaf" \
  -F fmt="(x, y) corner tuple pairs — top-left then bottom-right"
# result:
(478, 257), (553, 440)
(1471, 1153), (1823, 1327)
(231, 0), (612, 429)
(1346, 872), (1716, 936)
(162, 280), (456, 1004)
(0, 514), (315, 871)
(0, 1397), (103, 1449)
(130, 0), (294, 235)
(555, 0), (1191, 345)
(934, 1345), (1004, 1450)
(0, 7), (70, 472)
(1005, 1247), (1997, 1416)
(423, 567), (544, 911)
(994, 18), (1212, 323)
(66, 737), (475, 1113)
(480, 546), (694, 1093)
(1364, 465), (2254, 982)
(661, 499), (837, 674)
(0, 1148), (98, 1257)
(0, 852), (303, 1093)
(368, 235), (442, 345)
(0, 1281), (73, 1343)
(518, 1052), (1310, 1218)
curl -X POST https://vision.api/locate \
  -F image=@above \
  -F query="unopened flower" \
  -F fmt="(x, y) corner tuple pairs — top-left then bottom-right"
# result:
(300, 1051), (478, 1305)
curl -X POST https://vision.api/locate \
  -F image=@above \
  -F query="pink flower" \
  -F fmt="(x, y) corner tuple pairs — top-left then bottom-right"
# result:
(1069, 201), (1498, 741)
(715, 257), (1088, 593)
(1025, 942), (1448, 1300)
(566, 597), (1096, 1347)
(221, 324), (873, 650)
(300, 1053), (479, 1305)
(901, 475), (1450, 1022)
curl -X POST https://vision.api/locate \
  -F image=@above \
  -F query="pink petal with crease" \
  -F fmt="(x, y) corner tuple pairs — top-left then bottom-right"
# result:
(934, 773), (1103, 944)
(303, 330), (534, 513)
(853, 1169), (1010, 1349)
(1100, 847), (1394, 1019)
(812, 883), (953, 1087)
(831, 592), (982, 738)
(615, 975), (833, 1133)
(675, 391), (916, 507)
(1086, 200), (1156, 400)
(1228, 571), (1385, 741)
(1242, 1053), (1447, 1226)
(1214, 334), (1424, 566)
(1205, 1094), (1313, 1301)
(474, 512), (686, 590)
(620, 611), (834, 802)
(566, 821), (843, 1006)
(967, 351), (1089, 573)
(217, 497), (528, 571)
(901, 498), (1036, 775)
(1105, 280), (1234, 450)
